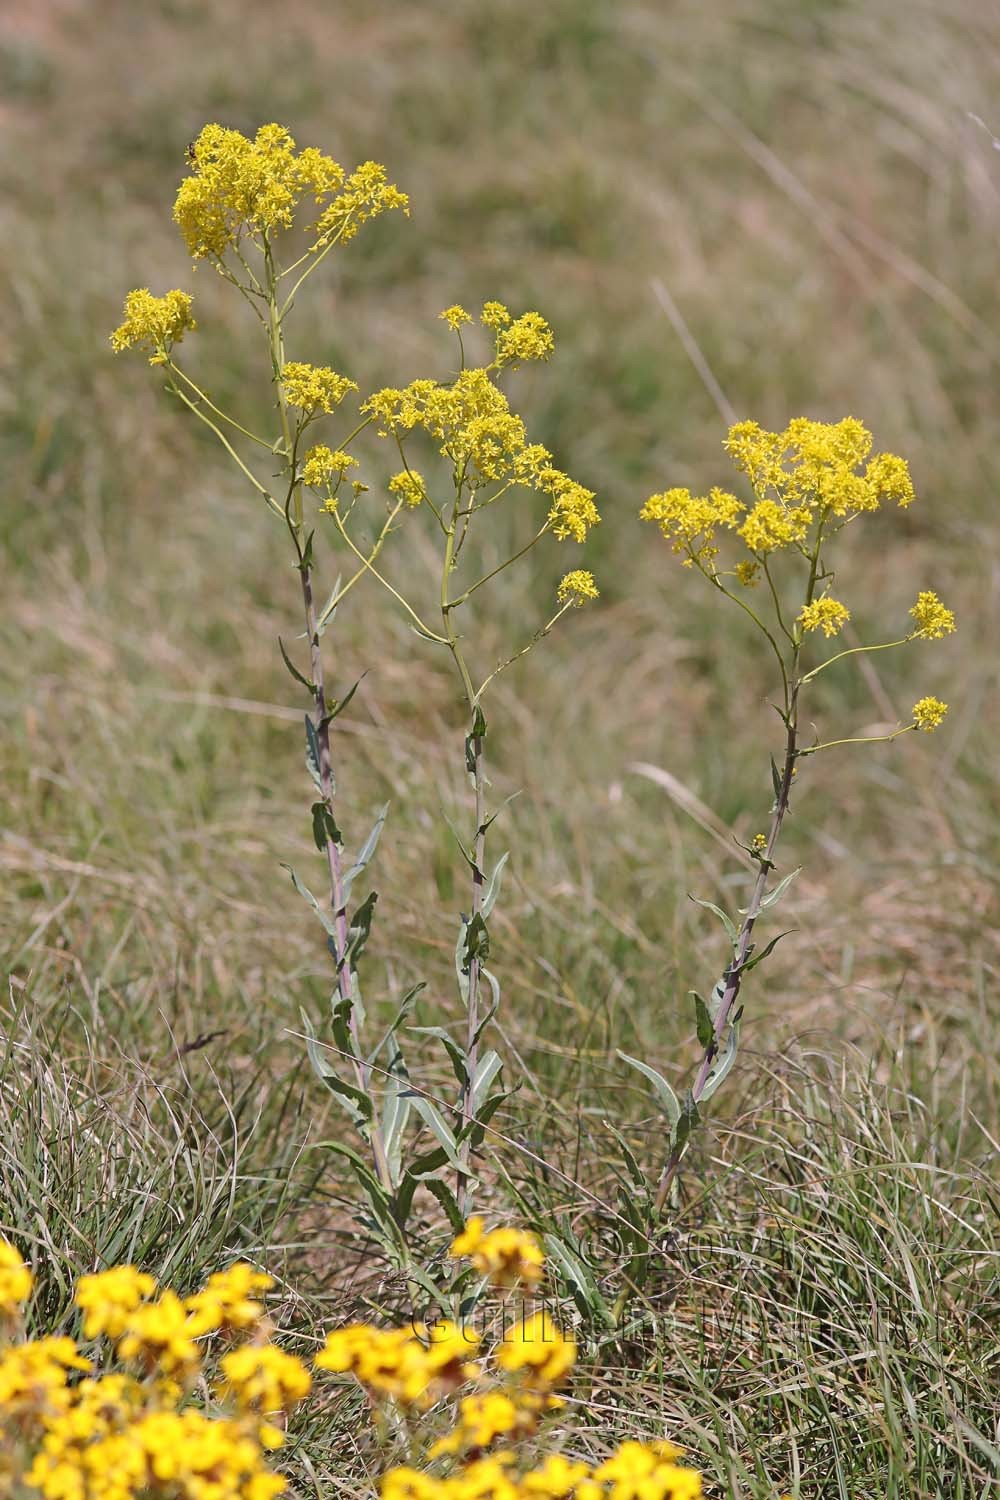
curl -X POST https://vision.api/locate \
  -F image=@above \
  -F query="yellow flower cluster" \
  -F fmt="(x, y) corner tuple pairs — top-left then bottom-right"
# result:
(642, 417), (917, 573)
(912, 696), (948, 731)
(0, 1238), (33, 1316)
(76, 1266), (158, 1340)
(312, 160), (409, 246)
(725, 416), (914, 515)
(495, 311), (555, 368)
(639, 487), (743, 568)
(315, 1320), (480, 1408)
(389, 469), (428, 508)
(0, 1240), (309, 1500)
(451, 1218), (545, 1285)
(280, 362), (358, 414)
(302, 444), (359, 490)
(908, 590), (956, 640)
(437, 301), (554, 365)
(110, 289), (196, 364)
(362, 364), (598, 540)
(352, 1226), (703, 1500)
(383, 1438), (701, 1500)
(173, 122), (344, 258)
(556, 571), (600, 608)
(798, 597), (851, 638)
(497, 1313), (576, 1389)
(441, 305), (473, 331)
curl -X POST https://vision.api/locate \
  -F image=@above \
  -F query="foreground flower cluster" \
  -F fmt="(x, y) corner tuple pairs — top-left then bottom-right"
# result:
(1, 1241), (305, 1500)
(1, 1228), (706, 1500)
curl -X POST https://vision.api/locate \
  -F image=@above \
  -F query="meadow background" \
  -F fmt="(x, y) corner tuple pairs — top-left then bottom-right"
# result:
(1, 1), (998, 1495)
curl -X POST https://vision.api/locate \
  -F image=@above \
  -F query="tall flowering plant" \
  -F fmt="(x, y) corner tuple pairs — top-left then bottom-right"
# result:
(628, 417), (955, 1210)
(111, 124), (599, 1266)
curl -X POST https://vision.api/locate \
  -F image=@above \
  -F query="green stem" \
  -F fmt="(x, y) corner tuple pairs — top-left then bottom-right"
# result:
(800, 636), (911, 684)
(263, 239), (391, 1194)
(163, 371), (283, 518)
(800, 725), (914, 755)
(440, 506), (485, 1215)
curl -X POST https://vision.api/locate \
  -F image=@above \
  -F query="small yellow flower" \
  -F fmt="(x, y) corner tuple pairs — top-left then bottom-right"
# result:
(594, 1440), (700, 1500)
(217, 1345), (312, 1416)
(481, 300), (511, 330)
(116, 1290), (201, 1378)
(495, 311), (555, 366)
(522, 1454), (592, 1497)
(640, 487), (742, 568)
(388, 470), (427, 508)
(0, 1238), (33, 1314)
(497, 1311), (575, 1389)
(110, 288), (196, 361)
(450, 1218), (545, 1285)
(798, 597), (851, 638)
(315, 1320), (479, 1408)
(303, 445), (358, 488)
(75, 1265), (158, 1340)
(739, 499), (812, 554)
(908, 590), (956, 640)
(313, 159), (409, 245)
(734, 560), (760, 587)
(556, 570), (599, 608)
(185, 1263), (274, 1337)
(428, 1390), (546, 1456)
(281, 363), (358, 414)
(440, 305), (473, 331)
(751, 833), (768, 856)
(912, 696), (948, 732)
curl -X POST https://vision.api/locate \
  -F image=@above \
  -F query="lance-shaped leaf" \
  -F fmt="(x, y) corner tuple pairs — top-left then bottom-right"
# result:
(321, 673), (365, 729)
(481, 851), (509, 921)
(311, 801), (342, 852)
(741, 929), (796, 974)
(314, 573), (343, 634)
(749, 866), (801, 915)
(369, 983), (426, 1066)
(699, 1009), (742, 1103)
(423, 1175), (467, 1235)
(380, 1036), (412, 1188)
(472, 1049), (503, 1111)
(278, 636), (314, 691)
(304, 714), (325, 793)
(341, 804), (389, 909)
(616, 1051), (681, 1132)
(410, 1096), (463, 1168)
(465, 703), (487, 772)
(462, 913), (490, 972)
(467, 1087), (512, 1149)
(692, 992), (715, 1051)
(281, 864), (338, 940)
(346, 891), (378, 968)
(473, 968), (501, 1047)
(454, 918), (471, 1005)
(408, 1025), (469, 1092)
(689, 894), (737, 947)
(673, 1089), (700, 1152)
(300, 1009), (372, 1126)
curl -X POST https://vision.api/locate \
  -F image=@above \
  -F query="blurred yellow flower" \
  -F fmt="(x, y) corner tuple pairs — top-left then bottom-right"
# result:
(912, 696), (948, 731)
(798, 597), (851, 638)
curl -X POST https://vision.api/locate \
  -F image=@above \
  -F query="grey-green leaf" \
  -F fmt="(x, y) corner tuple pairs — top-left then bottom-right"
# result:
(616, 1050), (681, 1129)
(699, 1014), (741, 1102)
(481, 851), (509, 921)
(690, 894), (737, 946)
(342, 804), (389, 908)
(692, 992), (715, 1050)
